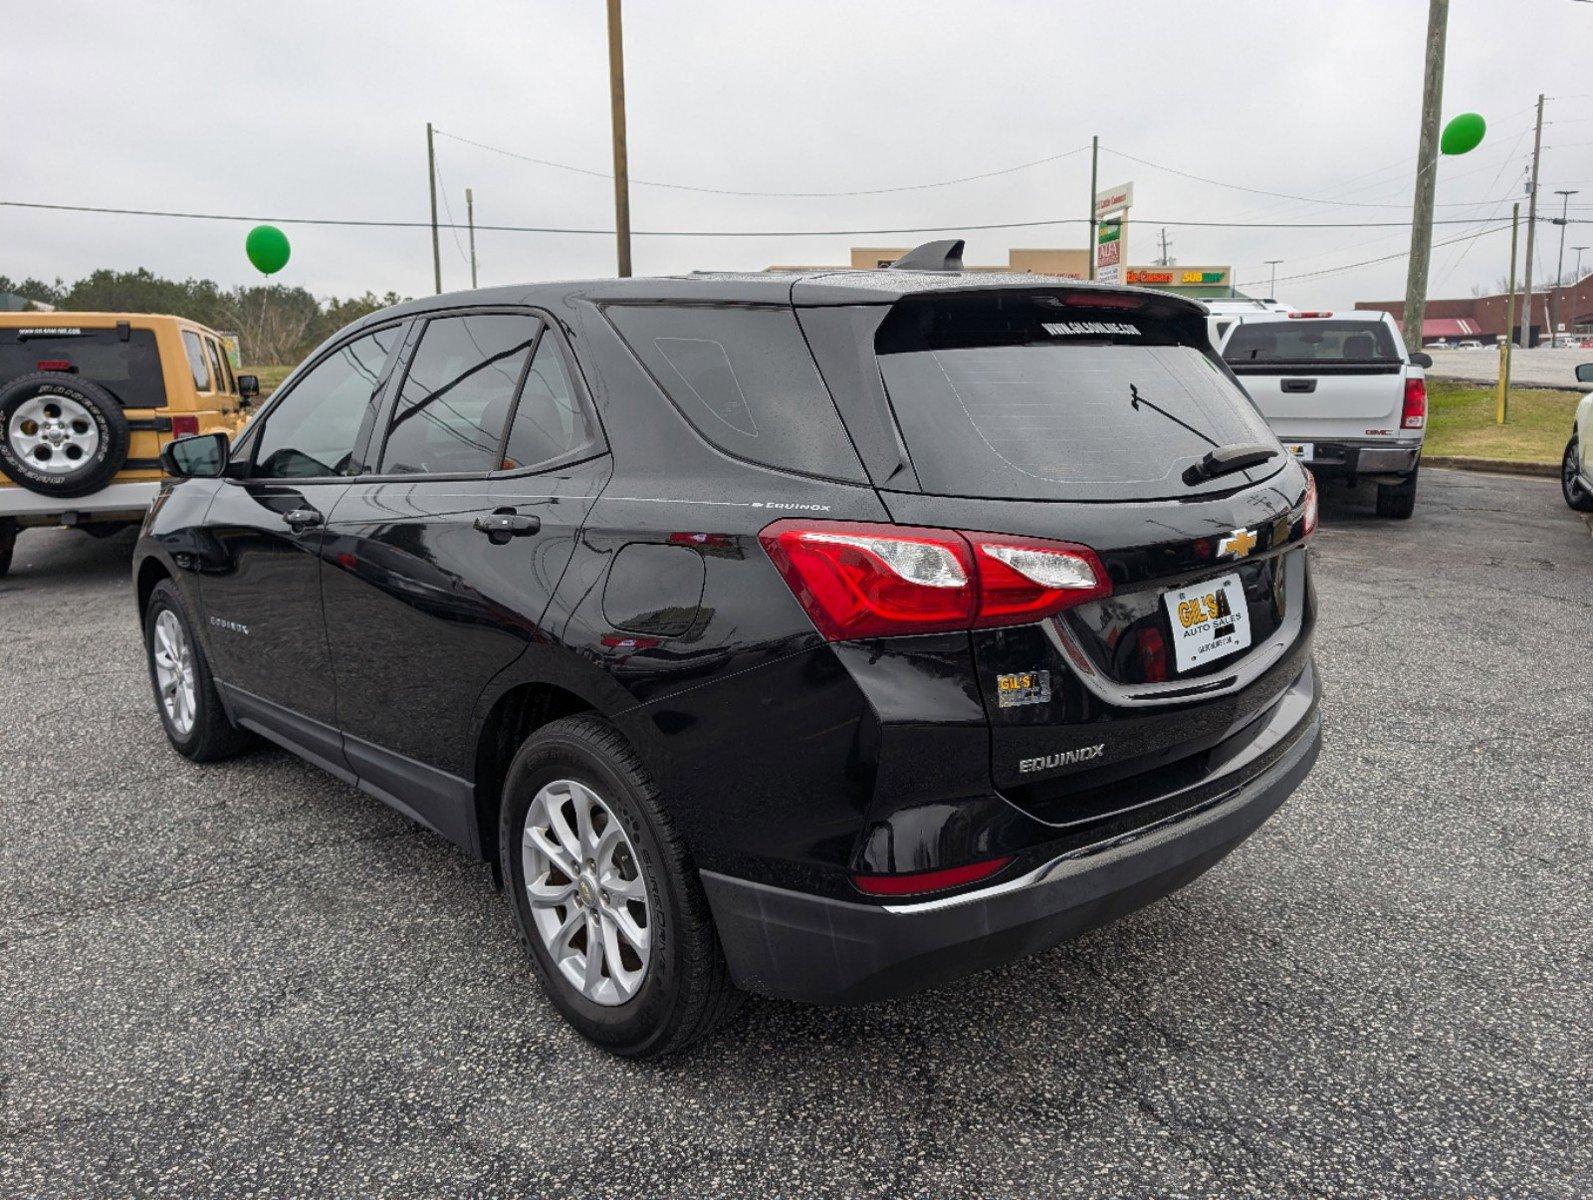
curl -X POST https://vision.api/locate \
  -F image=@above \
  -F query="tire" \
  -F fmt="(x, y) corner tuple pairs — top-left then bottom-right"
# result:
(1375, 465), (1419, 520)
(0, 518), (15, 578)
(499, 714), (742, 1058)
(1562, 437), (1593, 512)
(0, 372), (130, 498)
(142, 579), (254, 762)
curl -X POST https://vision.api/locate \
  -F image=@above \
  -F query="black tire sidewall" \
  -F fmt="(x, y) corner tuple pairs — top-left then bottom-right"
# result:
(0, 373), (130, 498)
(1564, 438), (1593, 511)
(499, 720), (688, 1055)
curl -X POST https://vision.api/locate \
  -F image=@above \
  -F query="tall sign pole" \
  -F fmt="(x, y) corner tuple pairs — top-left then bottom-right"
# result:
(1497, 203), (1519, 426)
(1087, 135), (1099, 281)
(1400, 0), (1448, 351)
(427, 122), (442, 295)
(1519, 94), (1545, 345)
(606, 0), (633, 278)
(466, 187), (478, 289)
(1550, 189), (1578, 344)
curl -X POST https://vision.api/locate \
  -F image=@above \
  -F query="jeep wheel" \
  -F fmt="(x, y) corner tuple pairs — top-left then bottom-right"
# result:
(500, 714), (743, 1058)
(0, 518), (16, 578)
(0, 372), (130, 499)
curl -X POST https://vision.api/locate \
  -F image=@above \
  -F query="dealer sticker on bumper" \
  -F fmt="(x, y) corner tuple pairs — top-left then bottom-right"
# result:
(1283, 442), (1314, 462)
(1163, 572), (1253, 673)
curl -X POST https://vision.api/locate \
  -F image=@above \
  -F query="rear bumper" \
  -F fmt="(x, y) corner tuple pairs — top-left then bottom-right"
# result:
(701, 698), (1322, 1005)
(1296, 439), (1421, 480)
(0, 480), (159, 522)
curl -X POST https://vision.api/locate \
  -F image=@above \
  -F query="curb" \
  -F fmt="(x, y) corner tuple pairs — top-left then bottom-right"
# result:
(1423, 455), (1559, 479)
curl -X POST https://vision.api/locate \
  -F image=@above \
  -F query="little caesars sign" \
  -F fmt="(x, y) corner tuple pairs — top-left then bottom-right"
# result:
(1093, 181), (1133, 285)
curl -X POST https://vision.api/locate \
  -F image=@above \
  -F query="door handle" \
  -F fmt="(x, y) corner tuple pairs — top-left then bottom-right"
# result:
(473, 510), (542, 541)
(283, 507), (324, 532)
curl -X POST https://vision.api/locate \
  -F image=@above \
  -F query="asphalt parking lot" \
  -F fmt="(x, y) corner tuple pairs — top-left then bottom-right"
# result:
(2, 467), (1589, 1199)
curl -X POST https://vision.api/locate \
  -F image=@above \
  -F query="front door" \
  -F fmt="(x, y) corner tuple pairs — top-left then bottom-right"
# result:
(318, 310), (609, 846)
(198, 323), (404, 750)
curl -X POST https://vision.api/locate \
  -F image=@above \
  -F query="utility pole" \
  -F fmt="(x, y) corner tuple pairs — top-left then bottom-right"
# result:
(1400, 0), (1448, 352)
(606, 0), (633, 278)
(1519, 93), (1545, 345)
(426, 122), (442, 295)
(466, 188), (478, 289)
(1158, 227), (1171, 266)
(1497, 203), (1520, 425)
(1265, 259), (1283, 298)
(1550, 189), (1578, 345)
(1087, 135), (1099, 281)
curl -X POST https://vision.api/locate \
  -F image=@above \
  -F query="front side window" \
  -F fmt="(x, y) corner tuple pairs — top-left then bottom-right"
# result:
(181, 330), (212, 392)
(379, 314), (540, 475)
(206, 338), (233, 395)
(252, 326), (400, 479)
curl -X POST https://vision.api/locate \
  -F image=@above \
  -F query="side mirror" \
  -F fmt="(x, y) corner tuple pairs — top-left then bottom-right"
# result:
(161, 431), (229, 478)
(237, 374), (260, 400)
(1576, 363), (1593, 384)
(1410, 351), (1433, 368)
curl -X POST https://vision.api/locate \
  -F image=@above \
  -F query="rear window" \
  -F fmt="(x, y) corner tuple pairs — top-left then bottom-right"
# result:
(1223, 319), (1399, 364)
(0, 325), (167, 408)
(874, 293), (1277, 502)
(605, 304), (865, 481)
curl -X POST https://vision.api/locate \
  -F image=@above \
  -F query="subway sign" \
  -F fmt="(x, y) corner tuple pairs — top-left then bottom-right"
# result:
(1126, 269), (1230, 285)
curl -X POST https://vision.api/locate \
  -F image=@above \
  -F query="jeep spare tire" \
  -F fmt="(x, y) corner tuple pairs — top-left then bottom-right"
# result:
(0, 373), (130, 498)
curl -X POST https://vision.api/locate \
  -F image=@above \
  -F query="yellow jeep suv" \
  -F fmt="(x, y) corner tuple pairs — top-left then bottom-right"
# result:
(0, 312), (254, 576)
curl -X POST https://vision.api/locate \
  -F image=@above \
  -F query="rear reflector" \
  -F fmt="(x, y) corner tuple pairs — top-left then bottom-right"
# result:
(1401, 376), (1427, 429)
(169, 415), (201, 437)
(852, 855), (1014, 897)
(36, 359), (73, 372)
(759, 519), (1111, 641)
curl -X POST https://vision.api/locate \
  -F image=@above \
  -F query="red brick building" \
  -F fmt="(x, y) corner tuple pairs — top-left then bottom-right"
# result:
(1356, 275), (1593, 345)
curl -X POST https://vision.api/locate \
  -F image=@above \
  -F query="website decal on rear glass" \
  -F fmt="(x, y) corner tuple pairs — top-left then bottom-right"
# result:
(1041, 321), (1141, 338)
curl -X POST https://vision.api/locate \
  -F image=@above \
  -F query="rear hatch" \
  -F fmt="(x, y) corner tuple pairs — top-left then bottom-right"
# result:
(1221, 316), (1408, 443)
(804, 286), (1315, 823)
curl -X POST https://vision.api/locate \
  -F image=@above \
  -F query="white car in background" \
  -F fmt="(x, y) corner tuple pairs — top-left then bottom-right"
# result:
(1202, 297), (1292, 349)
(1564, 364), (1593, 513)
(1220, 310), (1430, 519)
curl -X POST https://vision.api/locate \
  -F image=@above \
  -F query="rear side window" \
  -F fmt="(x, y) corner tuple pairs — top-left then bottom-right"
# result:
(380, 313), (540, 475)
(181, 331), (213, 391)
(874, 292), (1276, 502)
(0, 326), (167, 408)
(1223, 320), (1400, 364)
(502, 332), (595, 471)
(606, 304), (865, 481)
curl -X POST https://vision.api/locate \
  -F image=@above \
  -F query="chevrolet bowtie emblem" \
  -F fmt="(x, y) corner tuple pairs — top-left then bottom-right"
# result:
(1218, 528), (1258, 559)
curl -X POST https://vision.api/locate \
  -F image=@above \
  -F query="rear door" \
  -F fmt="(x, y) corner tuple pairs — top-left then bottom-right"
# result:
(320, 309), (609, 845)
(1222, 317), (1407, 443)
(822, 288), (1314, 814)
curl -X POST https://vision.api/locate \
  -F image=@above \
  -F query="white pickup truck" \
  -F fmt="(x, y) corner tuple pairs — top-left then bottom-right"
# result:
(1220, 310), (1429, 519)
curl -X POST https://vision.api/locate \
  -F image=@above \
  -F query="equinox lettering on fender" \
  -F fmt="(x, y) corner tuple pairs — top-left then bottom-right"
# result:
(1019, 743), (1106, 773)
(209, 616), (249, 636)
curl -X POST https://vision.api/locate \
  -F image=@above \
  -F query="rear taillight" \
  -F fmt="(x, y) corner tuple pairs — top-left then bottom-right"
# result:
(1060, 291), (1145, 311)
(169, 415), (201, 436)
(759, 519), (1110, 641)
(1287, 311), (1334, 319)
(852, 855), (1014, 897)
(1402, 376), (1427, 429)
(1302, 471), (1319, 536)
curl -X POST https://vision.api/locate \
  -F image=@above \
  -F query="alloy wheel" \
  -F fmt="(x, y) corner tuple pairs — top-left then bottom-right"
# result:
(521, 778), (651, 1006)
(7, 394), (100, 475)
(151, 609), (197, 736)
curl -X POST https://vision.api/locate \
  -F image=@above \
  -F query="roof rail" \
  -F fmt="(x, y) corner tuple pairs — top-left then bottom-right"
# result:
(888, 239), (965, 273)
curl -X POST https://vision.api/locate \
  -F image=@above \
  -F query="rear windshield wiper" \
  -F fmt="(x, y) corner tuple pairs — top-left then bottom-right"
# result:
(1126, 385), (1277, 486)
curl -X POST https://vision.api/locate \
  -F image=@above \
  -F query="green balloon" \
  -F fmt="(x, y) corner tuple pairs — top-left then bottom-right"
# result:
(245, 224), (291, 275)
(1441, 112), (1486, 156)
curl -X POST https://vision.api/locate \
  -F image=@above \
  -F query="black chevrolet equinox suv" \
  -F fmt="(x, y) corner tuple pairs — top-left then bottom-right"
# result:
(135, 241), (1321, 1057)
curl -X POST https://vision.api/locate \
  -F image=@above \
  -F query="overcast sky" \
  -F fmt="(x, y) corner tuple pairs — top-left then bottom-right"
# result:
(5, 0), (1591, 311)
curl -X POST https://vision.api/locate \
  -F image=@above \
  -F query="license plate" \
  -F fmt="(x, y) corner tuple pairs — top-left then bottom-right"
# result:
(1283, 442), (1314, 462)
(1163, 572), (1253, 673)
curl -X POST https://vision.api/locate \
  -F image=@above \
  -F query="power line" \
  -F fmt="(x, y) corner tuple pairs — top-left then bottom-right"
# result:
(433, 128), (1094, 198)
(1235, 221), (1512, 288)
(9, 199), (1582, 235)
